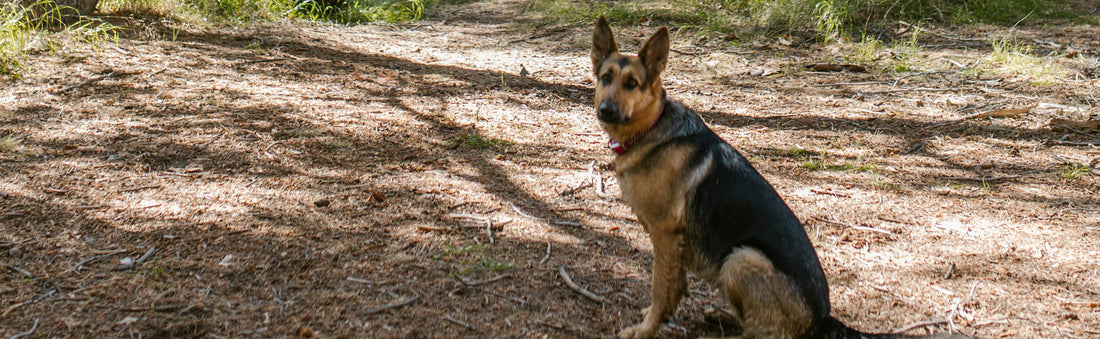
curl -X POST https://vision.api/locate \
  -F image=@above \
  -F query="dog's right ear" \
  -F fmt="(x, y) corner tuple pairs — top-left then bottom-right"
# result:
(591, 15), (618, 76)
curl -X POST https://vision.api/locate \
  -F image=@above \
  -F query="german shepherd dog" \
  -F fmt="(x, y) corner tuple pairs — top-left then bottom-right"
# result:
(591, 16), (967, 339)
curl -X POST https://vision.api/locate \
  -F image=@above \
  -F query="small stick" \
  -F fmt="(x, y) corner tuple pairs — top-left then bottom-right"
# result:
(185, 229), (251, 241)
(535, 319), (564, 329)
(457, 274), (512, 287)
(892, 319), (948, 334)
(481, 288), (528, 305)
(810, 189), (850, 198)
(858, 87), (958, 95)
(117, 185), (162, 193)
(941, 175), (1020, 182)
(346, 276), (371, 284)
(444, 315), (477, 331)
(1049, 139), (1100, 146)
(558, 182), (593, 196)
(2, 262), (33, 279)
(134, 246), (157, 266)
(971, 316), (1015, 328)
(539, 242), (551, 264)
(551, 220), (581, 227)
(558, 266), (606, 303)
(417, 225), (450, 232)
(1, 301), (30, 318)
(9, 318), (39, 339)
(363, 295), (420, 315)
(54, 71), (118, 94)
(510, 203), (545, 220)
(447, 213), (490, 223)
(486, 218), (494, 244)
(69, 249), (128, 272)
(811, 217), (892, 235)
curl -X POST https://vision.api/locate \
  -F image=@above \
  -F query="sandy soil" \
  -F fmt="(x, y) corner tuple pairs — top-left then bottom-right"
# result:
(2, 0), (1099, 337)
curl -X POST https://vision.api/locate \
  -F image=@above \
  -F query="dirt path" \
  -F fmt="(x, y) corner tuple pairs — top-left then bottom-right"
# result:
(2, 0), (1098, 337)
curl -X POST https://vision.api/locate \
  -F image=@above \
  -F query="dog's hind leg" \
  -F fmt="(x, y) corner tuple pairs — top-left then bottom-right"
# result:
(714, 247), (813, 339)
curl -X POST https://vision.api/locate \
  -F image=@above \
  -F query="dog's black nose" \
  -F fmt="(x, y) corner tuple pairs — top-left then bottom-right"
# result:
(598, 101), (618, 121)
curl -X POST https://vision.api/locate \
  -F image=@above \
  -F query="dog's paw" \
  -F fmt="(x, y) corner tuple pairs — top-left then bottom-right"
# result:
(618, 324), (656, 339)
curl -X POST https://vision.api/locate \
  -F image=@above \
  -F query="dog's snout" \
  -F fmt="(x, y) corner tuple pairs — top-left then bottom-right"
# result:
(598, 101), (619, 122)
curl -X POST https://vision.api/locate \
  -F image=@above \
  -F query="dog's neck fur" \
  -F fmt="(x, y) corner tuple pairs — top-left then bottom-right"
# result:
(603, 87), (666, 147)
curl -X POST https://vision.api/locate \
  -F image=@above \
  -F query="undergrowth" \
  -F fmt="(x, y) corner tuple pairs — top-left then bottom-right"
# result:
(1, 1), (119, 79)
(530, 0), (1070, 42)
(100, 0), (474, 24)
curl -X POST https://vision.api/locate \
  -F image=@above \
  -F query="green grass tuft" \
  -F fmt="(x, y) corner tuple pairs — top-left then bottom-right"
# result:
(1059, 164), (1092, 179)
(1, 1), (121, 79)
(0, 134), (18, 153)
(453, 133), (513, 148)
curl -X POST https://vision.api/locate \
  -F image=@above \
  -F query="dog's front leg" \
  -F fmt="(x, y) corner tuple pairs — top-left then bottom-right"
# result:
(620, 226), (687, 339)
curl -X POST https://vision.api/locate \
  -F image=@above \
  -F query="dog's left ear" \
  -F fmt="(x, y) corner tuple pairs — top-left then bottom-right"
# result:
(638, 27), (669, 82)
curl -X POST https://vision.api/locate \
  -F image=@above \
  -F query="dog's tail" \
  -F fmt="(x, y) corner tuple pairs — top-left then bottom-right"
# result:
(812, 316), (969, 339)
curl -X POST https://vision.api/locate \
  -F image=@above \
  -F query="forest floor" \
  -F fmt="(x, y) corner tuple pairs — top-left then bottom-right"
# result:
(2, 0), (1099, 337)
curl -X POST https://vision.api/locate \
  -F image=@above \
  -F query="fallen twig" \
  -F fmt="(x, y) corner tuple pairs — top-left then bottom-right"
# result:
(925, 105), (1035, 129)
(417, 225), (450, 232)
(535, 319), (565, 329)
(898, 21), (986, 43)
(9, 318), (39, 339)
(971, 316), (1016, 328)
(117, 185), (162, 193)
(810, 216), (892, 235)
(457, 274), (511, 287)
(1049, 139), (1100, 146)
(363, 295), (419, 315)
(486, 218), (494, 244)
(239, 57), (292, 65)
(558, 182), (593, 196)
(2, 262), (33, 279)
(54, 71), (118, 94)
(134, 246), (157, 266)
(509, 203), (545, 220)
(539, 242), (551, 265)
(892, 319), (948, 334)
(858, 87), (957, 95)
(69, 249), (128, 273)
(1, 301), (31, 318)
(558, 266), (606, 303)
(942, 175), (1021, 183)
(550, 220), (581, 227)
(444, 315), (478, 331)
(184, 229), (251, 241)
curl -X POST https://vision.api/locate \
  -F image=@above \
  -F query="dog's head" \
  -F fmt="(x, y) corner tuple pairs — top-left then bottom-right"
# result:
(591, 16), (668, 137)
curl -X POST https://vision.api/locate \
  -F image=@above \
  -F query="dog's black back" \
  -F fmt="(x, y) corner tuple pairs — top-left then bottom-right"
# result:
(639, 98), (832, 324)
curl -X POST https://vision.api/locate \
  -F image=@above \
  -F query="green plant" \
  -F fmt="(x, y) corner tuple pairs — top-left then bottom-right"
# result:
(848, 33), (883, 64)
(812, 0), (845, 42)
(0, 133), (17, 153)
(979, 37), (1063, 85)
(452, 133), (513, 148)
(1, 1), (122, 78)
(1059, 164), (1091, 179)
(766, 147), (821, 159)
(529, 0), (1073, 45)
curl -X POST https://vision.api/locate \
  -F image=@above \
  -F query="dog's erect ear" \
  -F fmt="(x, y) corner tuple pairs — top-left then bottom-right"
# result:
(638, 27), (669, 82)
(591, 15), (618, 76)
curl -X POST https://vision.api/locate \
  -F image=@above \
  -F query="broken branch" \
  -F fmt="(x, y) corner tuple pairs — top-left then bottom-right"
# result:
(363, 295), (420, 315)
(558, 266), (606, 303)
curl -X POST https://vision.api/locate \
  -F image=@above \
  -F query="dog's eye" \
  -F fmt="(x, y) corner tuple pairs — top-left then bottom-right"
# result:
(624, 79), (638, 90)
(600, 73), (612, 85)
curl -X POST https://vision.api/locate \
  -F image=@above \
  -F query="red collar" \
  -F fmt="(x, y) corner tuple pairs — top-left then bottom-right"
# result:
(608, 105), (665, 155)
